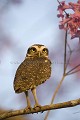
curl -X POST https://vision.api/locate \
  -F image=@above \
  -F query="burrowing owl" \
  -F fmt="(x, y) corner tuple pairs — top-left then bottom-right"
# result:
(14, 44), (51, 109)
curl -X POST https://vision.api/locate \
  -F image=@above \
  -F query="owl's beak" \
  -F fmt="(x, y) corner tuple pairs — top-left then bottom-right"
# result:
(38, 51), (41, 57)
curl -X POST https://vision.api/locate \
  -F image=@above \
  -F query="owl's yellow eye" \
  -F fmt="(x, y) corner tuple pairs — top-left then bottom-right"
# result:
(27, 47), (37, 54)
(42, 48), (48, 54)
(31, 47), (37, 52)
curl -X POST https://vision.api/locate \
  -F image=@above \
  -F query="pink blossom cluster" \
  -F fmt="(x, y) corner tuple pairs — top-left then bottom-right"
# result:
(57, 0), (80, 39)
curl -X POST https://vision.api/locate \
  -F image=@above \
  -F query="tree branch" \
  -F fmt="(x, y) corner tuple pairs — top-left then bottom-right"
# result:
(64, 29), (67, 75)
(0, 98), (80, 120)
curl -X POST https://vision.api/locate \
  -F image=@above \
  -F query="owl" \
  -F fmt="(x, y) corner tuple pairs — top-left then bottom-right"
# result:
(14, 44), (51, 109)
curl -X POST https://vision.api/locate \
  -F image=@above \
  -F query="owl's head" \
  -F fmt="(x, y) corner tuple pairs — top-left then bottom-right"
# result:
(26, 44), (49, 58)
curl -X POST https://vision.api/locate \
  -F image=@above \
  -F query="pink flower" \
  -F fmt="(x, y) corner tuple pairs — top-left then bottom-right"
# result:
(57, 0), (80, 40)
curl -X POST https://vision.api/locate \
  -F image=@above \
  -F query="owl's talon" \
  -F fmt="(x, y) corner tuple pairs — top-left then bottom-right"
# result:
(24, 106), (32, 111)
(33, 104), (42, 110)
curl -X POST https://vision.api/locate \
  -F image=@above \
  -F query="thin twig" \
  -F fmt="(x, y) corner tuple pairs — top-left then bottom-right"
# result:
(64, 28), (68, 75)
(66, 69), (80, 75)
(66, 51), (72, 68)
(44, 27), (68, 120)
(0, 98), (80, 120)
(66, 42), (72, 68)
(57, 0), (69, 16)
(44, 75), (66, 120)
(67, 42), (72, 52)
(66, 64), (80, 75)
(57, 0), (61, 4)
(79, 37), (80, 43)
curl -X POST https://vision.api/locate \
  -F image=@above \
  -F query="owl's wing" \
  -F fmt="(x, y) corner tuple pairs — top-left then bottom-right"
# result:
(13, 59), (30, 92)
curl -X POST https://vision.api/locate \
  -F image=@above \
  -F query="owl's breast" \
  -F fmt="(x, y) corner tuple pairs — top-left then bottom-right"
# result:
(25, 57), (51, 86)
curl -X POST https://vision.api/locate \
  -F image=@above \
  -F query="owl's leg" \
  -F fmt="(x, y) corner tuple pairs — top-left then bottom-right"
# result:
(31, 88), (41, 108)
(24, 91), (32, 110)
